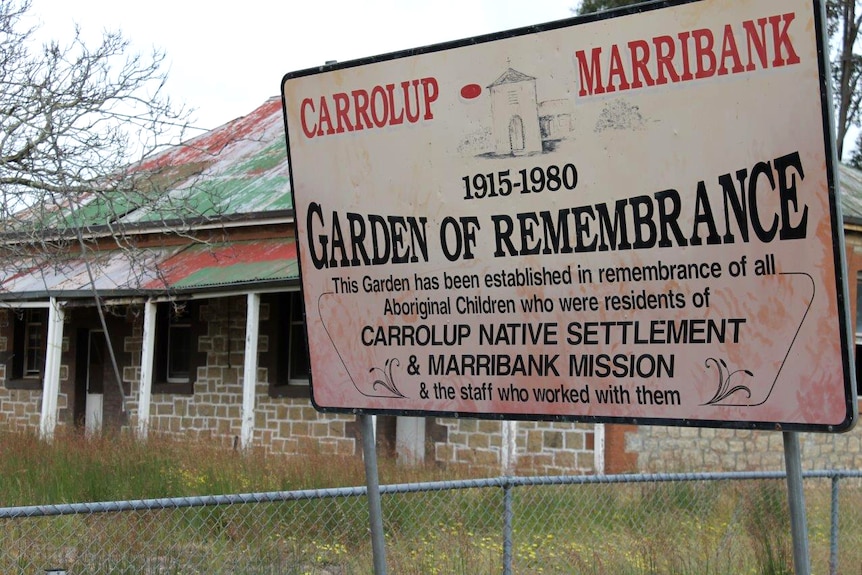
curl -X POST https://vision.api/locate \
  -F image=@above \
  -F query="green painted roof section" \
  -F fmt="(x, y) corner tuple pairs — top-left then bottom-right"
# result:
(66, 97), (292, 227)
(147, 238), (300, 291)
(172, 259), (299, 289)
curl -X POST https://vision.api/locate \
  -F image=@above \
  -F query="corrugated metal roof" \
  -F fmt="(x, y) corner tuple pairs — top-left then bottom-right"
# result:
(72, 97), (292, 227)
(0, 246), (184, 297)
(0, 97), (300, 300)
(0, 238), (298, 298)
(839, 163), (862, 225)
(145, 238), (298, 290)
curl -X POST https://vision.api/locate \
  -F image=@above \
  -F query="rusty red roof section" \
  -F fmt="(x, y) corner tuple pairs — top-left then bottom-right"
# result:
(65, 96), (294, 227)
(147, 238), (298, 290)
(0, 238), (299, 297)
(15, 95), (293, 229)
(137, 98), (285, 173)
(0, 97), (301, 299)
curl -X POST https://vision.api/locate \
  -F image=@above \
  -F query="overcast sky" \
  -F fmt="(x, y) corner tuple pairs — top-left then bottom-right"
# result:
(27, 0), (578, 134)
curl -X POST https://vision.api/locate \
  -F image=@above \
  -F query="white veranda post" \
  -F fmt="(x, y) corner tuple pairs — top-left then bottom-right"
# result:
(39, 298), (65, 440)
(241, 292), (261, 449)
(594, 423), (606, 475)
(501, 420), (518, 475)
(137, 299), (157, 439)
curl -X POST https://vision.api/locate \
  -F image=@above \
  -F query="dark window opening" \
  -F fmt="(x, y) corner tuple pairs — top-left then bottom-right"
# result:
(167, 313), (191, 383)
(263, 291), (310, 398)
(287, 291), (310, 383)
(7, 308), (48, 389)
(153, 301), (200, 394)
(856, 280), (862, 396)
(23, 309), (45, 378)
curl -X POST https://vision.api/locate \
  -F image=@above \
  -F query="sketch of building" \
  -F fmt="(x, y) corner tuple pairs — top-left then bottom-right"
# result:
(487, 67), (573, 156)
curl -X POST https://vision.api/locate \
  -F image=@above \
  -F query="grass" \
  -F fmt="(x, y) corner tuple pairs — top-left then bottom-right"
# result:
(0, 427), (858, 574)
(0, 427), (474, 506)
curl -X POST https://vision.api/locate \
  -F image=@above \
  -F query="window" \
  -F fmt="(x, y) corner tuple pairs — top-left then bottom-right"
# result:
(263, 291), (310, 397)
(153, 302), (201, 394)
(286, 291), (310, 384)
(7, 308), (47, 389)
(23, 309), (45, 377)
(856, 279), (862, 395)
(167, 309), (191, 383)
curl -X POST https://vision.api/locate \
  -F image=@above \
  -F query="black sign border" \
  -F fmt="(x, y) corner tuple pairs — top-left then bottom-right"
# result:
(281, 0), (858, 433)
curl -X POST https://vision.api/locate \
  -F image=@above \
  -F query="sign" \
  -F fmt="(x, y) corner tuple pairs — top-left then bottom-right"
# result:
(281, 0), (857, 431)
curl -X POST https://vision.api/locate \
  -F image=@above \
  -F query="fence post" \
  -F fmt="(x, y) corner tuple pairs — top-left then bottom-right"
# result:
(502, 477), (514, 575)
(830, 473), (840, 575)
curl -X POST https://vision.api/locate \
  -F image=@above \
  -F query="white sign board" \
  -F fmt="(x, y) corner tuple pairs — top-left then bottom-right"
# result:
(282, 0), (857, 431)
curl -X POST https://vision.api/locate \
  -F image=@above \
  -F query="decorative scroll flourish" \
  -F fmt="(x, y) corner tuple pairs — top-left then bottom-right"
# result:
(701, 358), (754, 406)
(317, 292), (408, 399)
(369, 358), (407, 398)
(699, 272), (814, 408)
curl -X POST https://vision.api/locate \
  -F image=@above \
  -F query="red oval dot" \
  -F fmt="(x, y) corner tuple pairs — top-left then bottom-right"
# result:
(460, 83), (482, 99)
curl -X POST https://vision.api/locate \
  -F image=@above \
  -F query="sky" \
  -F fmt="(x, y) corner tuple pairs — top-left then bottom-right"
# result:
(27, 0), (579, 135)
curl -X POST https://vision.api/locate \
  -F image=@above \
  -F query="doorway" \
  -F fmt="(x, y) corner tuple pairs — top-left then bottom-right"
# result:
(74, 329), (106, 435)
(508, 115), (525, 154)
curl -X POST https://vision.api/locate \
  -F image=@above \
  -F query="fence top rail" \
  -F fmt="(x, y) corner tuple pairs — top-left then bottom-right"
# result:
(0, 485), (369, 518)
(1, 469), (859, 519)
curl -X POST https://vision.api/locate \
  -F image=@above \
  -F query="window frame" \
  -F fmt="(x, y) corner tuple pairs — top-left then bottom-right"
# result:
(152, 301), (202, 395)
(6, 308), (48, 390)
(23, 309), (46, 378)
(166, 311), (192, 384)
(286, 291), (310, 386)
(856, 277), (862, 396)
(263, 291), (311, 398)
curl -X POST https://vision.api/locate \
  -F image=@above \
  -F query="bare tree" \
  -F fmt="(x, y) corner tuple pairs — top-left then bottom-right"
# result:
(0, 0), (232, 290)
(0, 0), (193, 220)
(830, 1), (862, 161)
(0, 0), (199, 416)
(574, 0), (643, 15)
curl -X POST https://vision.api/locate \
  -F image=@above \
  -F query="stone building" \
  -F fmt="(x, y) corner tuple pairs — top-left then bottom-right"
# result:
(0, 96), (600, 475)
(0, 96), (858, 476)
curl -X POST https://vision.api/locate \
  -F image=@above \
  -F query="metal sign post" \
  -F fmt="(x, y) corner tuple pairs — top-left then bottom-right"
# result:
(784, 432), (811, 575)
(360, 414), (387, 575)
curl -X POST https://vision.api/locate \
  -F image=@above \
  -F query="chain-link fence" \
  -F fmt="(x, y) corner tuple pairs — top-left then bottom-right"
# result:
(2, 469), (861, 574)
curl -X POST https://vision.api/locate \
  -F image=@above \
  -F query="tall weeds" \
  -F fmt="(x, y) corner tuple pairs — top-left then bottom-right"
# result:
(0, 427), (471, 506)
(0, 427), (839, 574)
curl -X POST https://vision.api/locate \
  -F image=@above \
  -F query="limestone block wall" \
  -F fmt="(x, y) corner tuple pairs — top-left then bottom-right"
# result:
(123, 297), (357, 455)
(433, 418), (597, 475)
(0, 386), (43, 431)
(625, 425), (862, 472)
(0, 307), (70, 432)
(0, 319), (38, 429)
(252, 398), (356, 456)
(516, 420), (596, 474)
(433, 418), (505, 472)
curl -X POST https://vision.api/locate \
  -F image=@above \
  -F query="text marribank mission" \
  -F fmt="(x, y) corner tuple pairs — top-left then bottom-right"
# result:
(305, 151), (808, 270)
